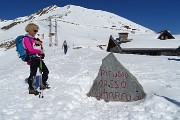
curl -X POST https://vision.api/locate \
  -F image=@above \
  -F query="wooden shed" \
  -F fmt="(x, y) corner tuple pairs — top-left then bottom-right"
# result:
(106, 35), (121, 53)
(158, 30), (175, 40)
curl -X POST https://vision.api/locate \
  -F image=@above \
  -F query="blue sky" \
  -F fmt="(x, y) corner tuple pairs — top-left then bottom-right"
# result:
(0, 0), (180, 34)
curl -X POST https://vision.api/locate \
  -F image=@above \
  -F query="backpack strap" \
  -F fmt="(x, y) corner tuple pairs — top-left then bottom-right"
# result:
(23, 36), (37, 59)
(24, 36), (33, 46)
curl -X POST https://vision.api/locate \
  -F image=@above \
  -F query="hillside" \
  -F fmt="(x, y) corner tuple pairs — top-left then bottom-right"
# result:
(0, 5), (154, 45)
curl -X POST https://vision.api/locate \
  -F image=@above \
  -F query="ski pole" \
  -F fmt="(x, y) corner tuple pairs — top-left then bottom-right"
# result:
(39, 58), (44, 98)
(39, 74), (41, 98)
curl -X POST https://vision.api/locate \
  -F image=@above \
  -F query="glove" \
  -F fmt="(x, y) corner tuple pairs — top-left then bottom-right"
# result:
(36, 38), (40, 41)
(41, 53), (45, 59)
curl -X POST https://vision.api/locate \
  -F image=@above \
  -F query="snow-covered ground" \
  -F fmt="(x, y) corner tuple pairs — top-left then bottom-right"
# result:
(0, 45), (180, 120)
(0, 5), (180, 120)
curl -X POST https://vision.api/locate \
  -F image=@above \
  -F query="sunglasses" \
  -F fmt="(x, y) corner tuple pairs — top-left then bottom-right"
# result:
(34, 30), (38, 32)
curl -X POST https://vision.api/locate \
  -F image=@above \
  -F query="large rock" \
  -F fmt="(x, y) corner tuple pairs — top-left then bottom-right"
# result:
(87, 53), (146, 102)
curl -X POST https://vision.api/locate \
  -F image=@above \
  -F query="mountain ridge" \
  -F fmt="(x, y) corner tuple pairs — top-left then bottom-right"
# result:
(0, 5), (154, 34)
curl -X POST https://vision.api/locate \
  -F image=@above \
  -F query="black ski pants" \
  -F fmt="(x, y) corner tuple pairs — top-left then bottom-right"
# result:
(28, 58), (49, 88)
(64, 45), (68, 54)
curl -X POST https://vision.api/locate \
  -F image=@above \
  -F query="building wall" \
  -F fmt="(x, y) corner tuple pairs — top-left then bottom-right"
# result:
(119, 33), (128, 40)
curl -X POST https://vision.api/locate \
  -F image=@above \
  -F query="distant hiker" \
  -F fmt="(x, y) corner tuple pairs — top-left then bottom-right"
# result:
(62, 40), (68, 54)
(24, 23), (49, 95)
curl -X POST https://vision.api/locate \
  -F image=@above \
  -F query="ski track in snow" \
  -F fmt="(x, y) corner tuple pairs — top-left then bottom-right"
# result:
(0, 47), (180, 120)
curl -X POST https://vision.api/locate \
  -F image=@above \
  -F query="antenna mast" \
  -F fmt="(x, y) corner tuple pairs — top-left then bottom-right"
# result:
(49, 17), (52, 47)
(55, 19), (58, 46)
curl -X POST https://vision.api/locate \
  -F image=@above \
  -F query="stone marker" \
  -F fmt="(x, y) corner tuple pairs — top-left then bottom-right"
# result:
(87, 53), (146, 102)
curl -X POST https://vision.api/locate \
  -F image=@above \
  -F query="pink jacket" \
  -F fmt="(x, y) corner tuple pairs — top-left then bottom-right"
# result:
(23, 34), (41, 55)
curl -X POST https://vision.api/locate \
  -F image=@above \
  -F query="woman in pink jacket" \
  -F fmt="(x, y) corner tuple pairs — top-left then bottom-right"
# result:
(24, 23), (49, 95)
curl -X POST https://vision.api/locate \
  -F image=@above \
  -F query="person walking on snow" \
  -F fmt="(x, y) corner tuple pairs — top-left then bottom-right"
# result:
(24, 23), (49, 95)
(62, 40), (68, 54)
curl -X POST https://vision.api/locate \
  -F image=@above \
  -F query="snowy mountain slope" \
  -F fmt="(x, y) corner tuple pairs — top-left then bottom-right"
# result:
(0, 5), (57, 28)
(5, 5), (154, 34)
(0, 5), (154, 41)
(0, 5), (180, 120)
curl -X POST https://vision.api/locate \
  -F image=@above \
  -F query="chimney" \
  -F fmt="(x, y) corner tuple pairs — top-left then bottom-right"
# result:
(118, 33), (129, 41)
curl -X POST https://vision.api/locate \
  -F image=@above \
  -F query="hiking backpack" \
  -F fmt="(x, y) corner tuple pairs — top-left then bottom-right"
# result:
(15, 35), (32, 62)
